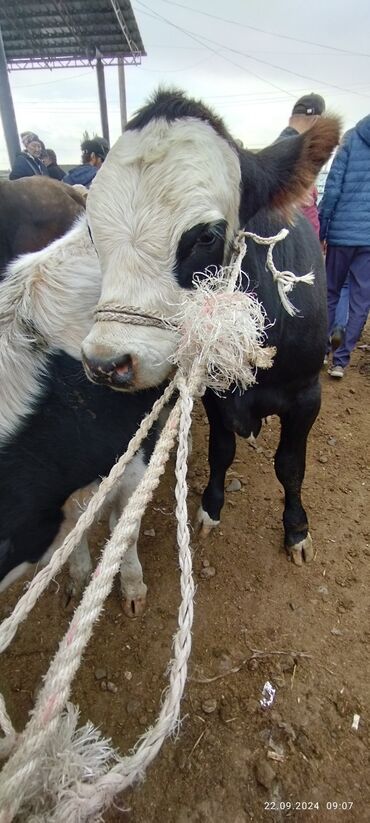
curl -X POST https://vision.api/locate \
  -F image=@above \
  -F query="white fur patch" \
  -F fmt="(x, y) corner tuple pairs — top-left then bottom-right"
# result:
(83, 117), (242, 388)
(0, 217), (102, 443)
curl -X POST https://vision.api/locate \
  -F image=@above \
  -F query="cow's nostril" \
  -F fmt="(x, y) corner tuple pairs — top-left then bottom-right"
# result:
(83, 354), (134, 387)
(114, 357), (132, 377)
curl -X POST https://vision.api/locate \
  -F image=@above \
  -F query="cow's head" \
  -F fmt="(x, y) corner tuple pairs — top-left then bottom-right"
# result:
(82, 89), (339, 390)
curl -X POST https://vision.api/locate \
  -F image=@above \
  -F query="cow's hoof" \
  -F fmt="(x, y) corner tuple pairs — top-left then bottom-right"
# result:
(288, 532), (314, 566)
(122, 593), (147, 618)
(195, 506), (220, 538)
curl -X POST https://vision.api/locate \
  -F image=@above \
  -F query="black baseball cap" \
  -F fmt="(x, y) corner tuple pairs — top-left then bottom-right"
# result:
(292, 93), (326, 116)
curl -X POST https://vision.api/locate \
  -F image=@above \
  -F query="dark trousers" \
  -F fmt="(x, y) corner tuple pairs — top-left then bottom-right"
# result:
(326, 245), (370, 368)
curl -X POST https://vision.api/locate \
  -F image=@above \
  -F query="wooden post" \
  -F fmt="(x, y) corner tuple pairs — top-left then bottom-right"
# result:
(0, 26), (20, 168)
(96, 57), (110, 145)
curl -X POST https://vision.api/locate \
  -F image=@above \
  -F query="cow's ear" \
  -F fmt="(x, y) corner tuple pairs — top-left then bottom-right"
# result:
(239, 116), (341, 223)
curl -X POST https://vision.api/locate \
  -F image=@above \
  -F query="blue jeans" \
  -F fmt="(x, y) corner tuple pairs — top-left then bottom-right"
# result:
(326, 245), (370, 368)
(332, 277), (349, 330)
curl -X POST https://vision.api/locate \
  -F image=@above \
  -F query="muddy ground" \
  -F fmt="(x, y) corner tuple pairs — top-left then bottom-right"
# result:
(1, 328), (369, 823)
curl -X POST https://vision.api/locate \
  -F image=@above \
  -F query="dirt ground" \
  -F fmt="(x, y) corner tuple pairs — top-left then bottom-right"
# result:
(1, 327), (369, 823)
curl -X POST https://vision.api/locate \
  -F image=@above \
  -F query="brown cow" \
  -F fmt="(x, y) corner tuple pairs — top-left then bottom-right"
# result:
(0, 176), (85, 276)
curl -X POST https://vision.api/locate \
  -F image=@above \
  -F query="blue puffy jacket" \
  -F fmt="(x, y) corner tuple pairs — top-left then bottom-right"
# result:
(319, 114), (370, 246)
(63, 164), (98, 188)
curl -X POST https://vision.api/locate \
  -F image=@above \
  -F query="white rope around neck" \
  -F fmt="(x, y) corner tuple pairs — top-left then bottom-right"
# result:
(0, 228), (315, 821)
(242, 228), (315, 316)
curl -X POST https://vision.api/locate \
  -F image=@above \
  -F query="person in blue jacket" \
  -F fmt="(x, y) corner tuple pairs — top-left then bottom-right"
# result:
(63, 138), (108, 188)
(319, 117), (370, 378)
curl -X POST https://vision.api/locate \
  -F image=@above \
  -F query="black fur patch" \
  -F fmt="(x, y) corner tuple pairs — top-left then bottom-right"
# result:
(126, 88), (236, 148)
(175, 220), (227, 289)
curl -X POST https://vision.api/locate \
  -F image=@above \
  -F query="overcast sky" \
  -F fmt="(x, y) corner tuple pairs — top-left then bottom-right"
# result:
(1, 0), (370, 169)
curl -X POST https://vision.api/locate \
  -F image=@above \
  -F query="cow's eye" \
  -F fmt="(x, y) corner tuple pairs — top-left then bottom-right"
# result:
(198, 229), (216, 246)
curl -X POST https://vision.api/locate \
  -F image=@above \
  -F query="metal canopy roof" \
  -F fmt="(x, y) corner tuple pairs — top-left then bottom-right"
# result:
(0, 0), (145, 70)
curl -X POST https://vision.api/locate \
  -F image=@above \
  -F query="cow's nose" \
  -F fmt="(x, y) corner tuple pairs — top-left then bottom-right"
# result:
(82, 353), (134, 388)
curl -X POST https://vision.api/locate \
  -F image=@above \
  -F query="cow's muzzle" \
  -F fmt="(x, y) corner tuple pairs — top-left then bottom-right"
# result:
(82, 353), (135, 389)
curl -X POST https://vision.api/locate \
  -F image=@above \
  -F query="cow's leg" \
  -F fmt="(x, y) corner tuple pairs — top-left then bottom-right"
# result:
(197, 393), (236, 537)
(274, 383), (321, 566)
(60, 484), (97, 600)
(108, 450), (147, 618)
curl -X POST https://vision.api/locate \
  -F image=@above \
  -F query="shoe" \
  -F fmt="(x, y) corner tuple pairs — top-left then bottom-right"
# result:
(323, 354), (329, 366)
(329, 326), (345, 351)
(328, 364), (344, 379)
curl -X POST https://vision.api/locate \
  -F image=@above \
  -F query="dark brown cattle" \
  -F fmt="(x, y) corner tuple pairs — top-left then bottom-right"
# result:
(0, 176), (85, 275)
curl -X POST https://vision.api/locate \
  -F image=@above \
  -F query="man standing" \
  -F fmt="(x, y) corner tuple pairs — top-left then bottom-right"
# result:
(319, 114), (370, 378)
(277, 93), (326, 235)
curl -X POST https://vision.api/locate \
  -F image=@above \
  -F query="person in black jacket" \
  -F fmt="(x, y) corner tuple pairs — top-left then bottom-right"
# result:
(41, 148), (65, 181)
(9, 133), (48, 180)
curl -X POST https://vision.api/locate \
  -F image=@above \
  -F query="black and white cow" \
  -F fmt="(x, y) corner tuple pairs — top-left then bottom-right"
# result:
(81, 89), (340, 566)
(0, 221), (162, 615)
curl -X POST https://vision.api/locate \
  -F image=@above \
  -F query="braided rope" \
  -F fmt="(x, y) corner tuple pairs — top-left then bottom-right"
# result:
(94, 306), (168, 329)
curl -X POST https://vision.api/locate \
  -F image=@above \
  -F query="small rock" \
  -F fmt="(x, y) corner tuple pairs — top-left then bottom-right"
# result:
(246, 698), (259, 714)
(226, 478), (242, 492)
(259, 728), (271, 743)
(318, 455), (328, 464)
(95, 667), (107, 681)
(200, 565), (216, 579)
(296, 731), (320, 759)
(254, 758), (276, 789)
(144, 528), (156, 537)
(107, 681), (118, 694)
(280, 655), (295, 673)
(176, 750), (188, 770)
(349, 388), (356, 395)
(202, 697), (217, 714)
(233, 812), (248, 823)
(278, 721), (296, 741)
(124, 670), (132, 681)
(318, 584), (329, 596)
(126, 698), (141, 715)
(202, 558), (210, 568)
(331, 627), (343, 636)
(100, 680), (107, 691)
(268, 736), (284, 758)
(338, 595), (354, 612)
(327, 436), (337, 446)
(334, 692), (351, 717)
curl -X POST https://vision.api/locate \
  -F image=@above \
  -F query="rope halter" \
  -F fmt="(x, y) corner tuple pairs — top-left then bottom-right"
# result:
(93, 228), (315, 340)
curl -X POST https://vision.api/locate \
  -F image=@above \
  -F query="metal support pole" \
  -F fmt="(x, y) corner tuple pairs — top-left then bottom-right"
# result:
(0, 26), (20, 168)
(118, 58), (127, 131)
(96, 57), (110, 145)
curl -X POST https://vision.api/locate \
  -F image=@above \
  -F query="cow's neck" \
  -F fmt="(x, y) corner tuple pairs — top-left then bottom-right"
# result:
(0, 319), (49, 443)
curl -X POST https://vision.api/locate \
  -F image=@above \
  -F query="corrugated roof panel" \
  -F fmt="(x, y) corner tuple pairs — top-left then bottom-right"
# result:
(0, 0), (145, 67)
